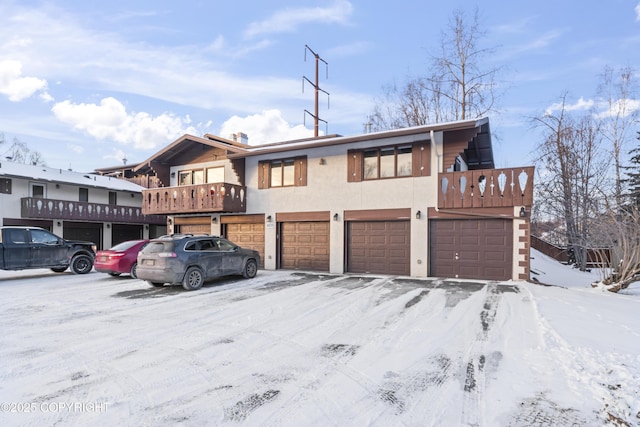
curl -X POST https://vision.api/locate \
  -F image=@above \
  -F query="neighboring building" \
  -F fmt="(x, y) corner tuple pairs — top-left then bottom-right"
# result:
(0, 161), (166, 249)
(134, 118), (534, 281)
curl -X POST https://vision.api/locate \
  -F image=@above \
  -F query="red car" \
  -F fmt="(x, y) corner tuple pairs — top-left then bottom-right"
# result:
(95, 239), (149, 279)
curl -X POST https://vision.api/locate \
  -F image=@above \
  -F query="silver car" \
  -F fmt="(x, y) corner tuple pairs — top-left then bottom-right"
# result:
(136, 234), (260, 291)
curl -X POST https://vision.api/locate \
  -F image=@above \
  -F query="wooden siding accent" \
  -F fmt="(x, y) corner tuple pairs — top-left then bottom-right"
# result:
(412, 141), (431, 177)
(438, 167), (534, 210)
(295, 157), (307, 186)
(276, 211), (331, 222)
(428, 206), (514, 219)
(21, 197), (165, 224)
(221, 214), (265, 224)
(344, 208), (411, 221)
(142, 183), (246, 215)
(347, 150), (363, 182)
(230, 158), (246, 187)
(258, 161), (270, 189)
(442, 128), (480, 171)
(174, 216), (211, 225)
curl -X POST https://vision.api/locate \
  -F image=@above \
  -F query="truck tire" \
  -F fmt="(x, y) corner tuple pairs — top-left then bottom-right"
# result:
(70, 254), (93, 274)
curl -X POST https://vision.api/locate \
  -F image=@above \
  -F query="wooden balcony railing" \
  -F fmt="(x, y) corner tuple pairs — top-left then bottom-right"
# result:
(142, 183), (246, 215)
(438, 166), (534, 209)
(21, 197), (166, 224)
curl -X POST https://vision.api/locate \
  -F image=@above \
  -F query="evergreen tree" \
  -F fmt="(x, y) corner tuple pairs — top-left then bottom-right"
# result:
(626, 132), (640, 206)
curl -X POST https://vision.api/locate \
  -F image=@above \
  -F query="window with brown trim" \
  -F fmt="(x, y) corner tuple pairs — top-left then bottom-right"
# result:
(348, 142), (430, 182)
(258, 156), (307, 189)
(177, 169), (205, 186)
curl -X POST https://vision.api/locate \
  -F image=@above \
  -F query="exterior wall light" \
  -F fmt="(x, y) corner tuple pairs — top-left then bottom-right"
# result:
(416, 210), (421, 219)
(212, 217), (218, 224)
(267, 215), (272, 222)
(333, 213), (339, 221)
(519, 207), (526, 217)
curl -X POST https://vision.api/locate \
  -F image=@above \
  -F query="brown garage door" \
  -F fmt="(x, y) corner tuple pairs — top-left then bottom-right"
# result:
(280, 222), (329, 271)
(226, 222), (265, 268)
(430, 219), (512, 280)
(347, 221), (410, 276)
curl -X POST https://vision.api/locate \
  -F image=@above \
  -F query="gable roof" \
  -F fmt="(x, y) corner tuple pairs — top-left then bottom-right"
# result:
(132, 134), (250, 174)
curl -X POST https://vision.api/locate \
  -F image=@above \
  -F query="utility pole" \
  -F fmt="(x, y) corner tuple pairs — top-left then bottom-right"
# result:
(303, 45), (329, 137)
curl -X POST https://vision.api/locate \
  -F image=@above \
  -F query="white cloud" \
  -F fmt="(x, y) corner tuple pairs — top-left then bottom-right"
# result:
(545, 97), (594, 115)
(243, 0), (353, 38)
(219, 109), (314, 145)
(595, 98), (640, 119)
(0, 60), (48, 101)
(51, 97), (198, 150)
(636, 3), (640, 21)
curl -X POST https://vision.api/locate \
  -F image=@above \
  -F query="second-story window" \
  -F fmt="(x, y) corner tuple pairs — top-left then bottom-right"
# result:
(79, 187), (89, 202)
(270, 160), (295, 187)
(207, 166), (225, 183)
(364, 146), (413, 180)
(258, 157), (307, 189)
(178, 169), (205, 186)
(109, 191), (117, 205)
(31, 183), (45, 198)
(348, 142), (430, 182)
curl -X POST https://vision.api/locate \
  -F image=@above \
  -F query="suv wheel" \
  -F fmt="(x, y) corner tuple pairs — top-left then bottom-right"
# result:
(182, 267), (204, 291)
(70, 254), (93, 274)
(243, 259), (258, 279)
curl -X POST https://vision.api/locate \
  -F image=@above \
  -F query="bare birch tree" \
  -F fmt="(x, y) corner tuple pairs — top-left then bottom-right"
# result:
(591, 205), (640, 292)
(370, 8), (500, 131)
(0, 133), (46, 166)
(596, 66), (639, 207)
(533, 94), (609, 270)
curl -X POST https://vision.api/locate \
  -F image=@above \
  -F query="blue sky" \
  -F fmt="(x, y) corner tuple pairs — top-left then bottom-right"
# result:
(0, 0), (639, 171)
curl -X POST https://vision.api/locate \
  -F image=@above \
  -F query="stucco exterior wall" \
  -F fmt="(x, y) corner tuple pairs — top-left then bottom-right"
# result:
(242, 133), (441, 276)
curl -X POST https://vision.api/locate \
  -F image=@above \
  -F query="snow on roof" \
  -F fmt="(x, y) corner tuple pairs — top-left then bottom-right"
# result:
(0, 161), (145, 192)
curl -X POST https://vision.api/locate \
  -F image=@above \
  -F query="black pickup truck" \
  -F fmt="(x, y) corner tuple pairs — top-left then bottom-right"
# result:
(0, 226), (96, 274)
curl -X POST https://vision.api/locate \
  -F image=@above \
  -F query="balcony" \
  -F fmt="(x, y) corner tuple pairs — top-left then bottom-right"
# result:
(21, 198), (166, 224)
(438, 166), (534, 209)
(142, 183), (246, 215)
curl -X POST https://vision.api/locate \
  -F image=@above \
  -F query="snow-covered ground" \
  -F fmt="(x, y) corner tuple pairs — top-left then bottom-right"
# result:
(0, 250), (638, 426)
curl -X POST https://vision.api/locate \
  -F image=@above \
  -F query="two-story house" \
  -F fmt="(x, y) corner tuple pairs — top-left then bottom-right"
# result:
(137, 117), (533, 281)
(0, 161), (166, 249)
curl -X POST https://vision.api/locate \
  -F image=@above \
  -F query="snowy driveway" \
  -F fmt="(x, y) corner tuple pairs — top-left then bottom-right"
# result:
(0, 269), (636, 426)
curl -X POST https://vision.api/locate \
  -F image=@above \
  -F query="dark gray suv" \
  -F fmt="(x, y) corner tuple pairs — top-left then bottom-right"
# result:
(136, 234), (260, 291)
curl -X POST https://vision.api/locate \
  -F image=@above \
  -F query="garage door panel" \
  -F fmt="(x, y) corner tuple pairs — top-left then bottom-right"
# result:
(430, 219), (512, 280)
(347, 221), (410, 276)
(227, 222), (265, 268)
(280, 221), (330, 272)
